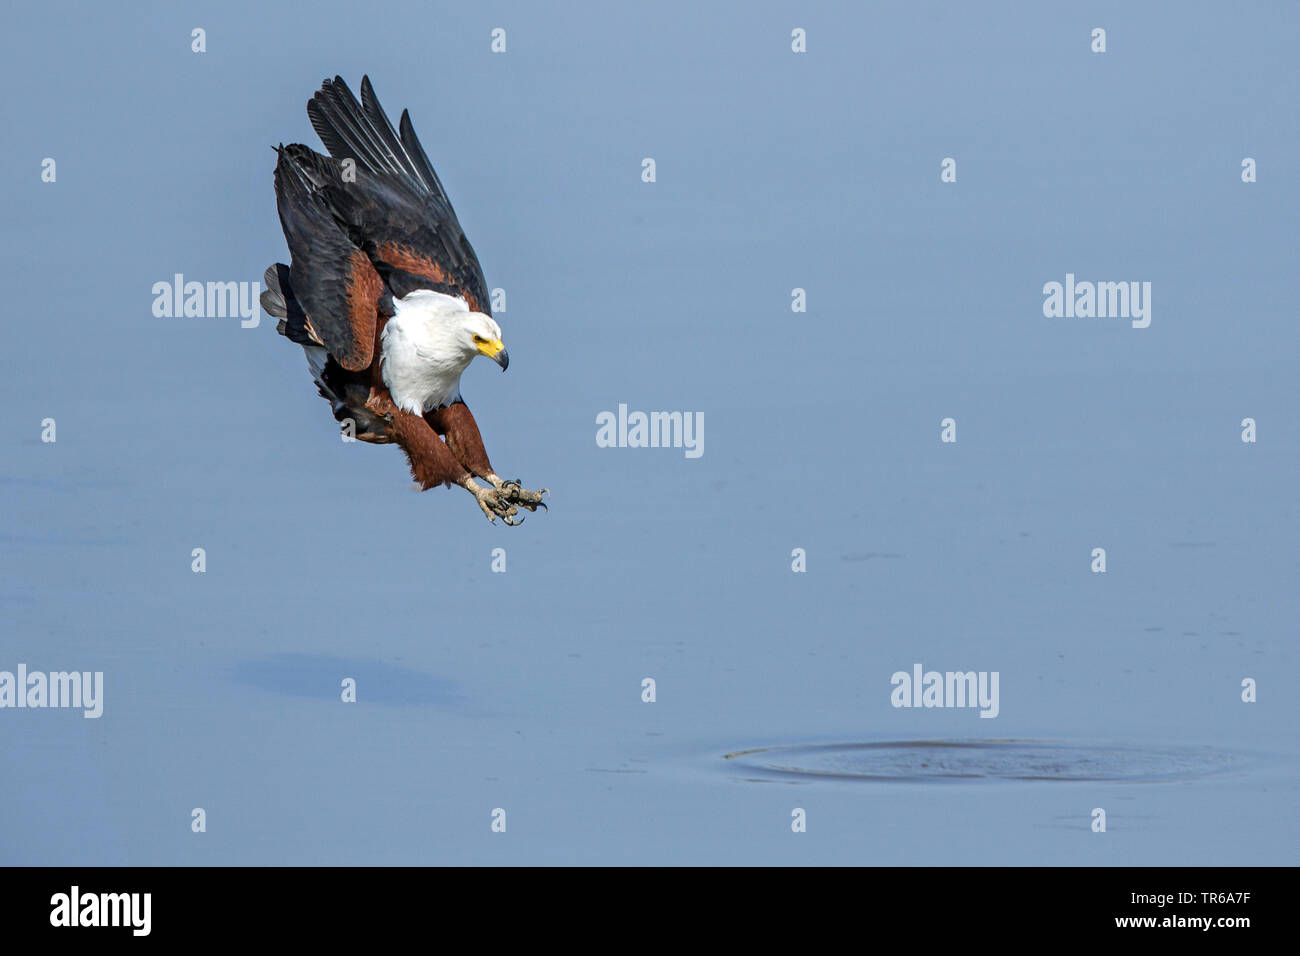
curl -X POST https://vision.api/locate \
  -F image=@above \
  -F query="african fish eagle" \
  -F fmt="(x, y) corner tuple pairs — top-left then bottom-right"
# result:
(262, 75), (547, 524)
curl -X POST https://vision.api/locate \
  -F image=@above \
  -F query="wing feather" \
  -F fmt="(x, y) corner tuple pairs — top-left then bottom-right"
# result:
(272, 148), (381, 371)
(304, 76), (493, 315)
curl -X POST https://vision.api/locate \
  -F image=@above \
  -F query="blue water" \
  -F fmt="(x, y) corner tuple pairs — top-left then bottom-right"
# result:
(1, 1), (1296, 865)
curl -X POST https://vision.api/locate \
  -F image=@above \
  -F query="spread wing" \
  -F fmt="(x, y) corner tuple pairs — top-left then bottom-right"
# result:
(304, 75), (492, 315)
(272, 147), (383, 371)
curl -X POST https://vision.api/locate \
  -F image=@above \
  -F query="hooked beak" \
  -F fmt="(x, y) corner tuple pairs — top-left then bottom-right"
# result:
(476, 338), (509, 371)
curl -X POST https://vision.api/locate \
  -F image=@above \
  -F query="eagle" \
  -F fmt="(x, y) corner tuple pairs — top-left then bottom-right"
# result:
(261, 76), (547, 524)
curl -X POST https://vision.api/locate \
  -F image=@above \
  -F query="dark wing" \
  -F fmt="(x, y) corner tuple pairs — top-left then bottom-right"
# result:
(272, 147), (384, 371)
(304, 75), (493, 315)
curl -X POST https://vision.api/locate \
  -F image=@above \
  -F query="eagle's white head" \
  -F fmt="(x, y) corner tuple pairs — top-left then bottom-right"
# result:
(381, 290), (509, 414)
(460, 310), (509, 371)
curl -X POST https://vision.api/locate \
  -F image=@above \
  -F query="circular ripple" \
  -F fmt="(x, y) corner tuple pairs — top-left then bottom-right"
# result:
(723, 739), (1248, 783)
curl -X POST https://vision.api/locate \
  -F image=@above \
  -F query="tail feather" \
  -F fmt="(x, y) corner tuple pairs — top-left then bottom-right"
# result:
(265, 269), (394, 445)
(260, 264), (287, 319)
(261, 261), (317, 346)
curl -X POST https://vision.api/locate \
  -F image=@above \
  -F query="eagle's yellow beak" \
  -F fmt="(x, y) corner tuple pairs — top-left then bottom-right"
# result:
(476, 337), (509, 370)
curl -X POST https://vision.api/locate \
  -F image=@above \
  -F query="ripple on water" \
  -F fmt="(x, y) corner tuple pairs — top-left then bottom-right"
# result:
(722, 739), (1250, 783)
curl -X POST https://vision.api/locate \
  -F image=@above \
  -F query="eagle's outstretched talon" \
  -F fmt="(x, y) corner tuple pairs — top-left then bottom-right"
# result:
(472, 486), (519, 524)
(498, 480), (549, 511)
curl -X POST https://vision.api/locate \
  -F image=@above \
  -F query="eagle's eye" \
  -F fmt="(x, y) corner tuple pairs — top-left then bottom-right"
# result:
(472, 334), (487, 344)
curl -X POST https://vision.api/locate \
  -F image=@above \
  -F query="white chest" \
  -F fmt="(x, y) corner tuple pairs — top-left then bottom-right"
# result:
(380, 306), (473, 414)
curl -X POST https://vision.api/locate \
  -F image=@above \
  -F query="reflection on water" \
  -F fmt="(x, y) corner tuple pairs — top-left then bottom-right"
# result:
(723, 739), (1251, 783)
(232, 653), (467, 708)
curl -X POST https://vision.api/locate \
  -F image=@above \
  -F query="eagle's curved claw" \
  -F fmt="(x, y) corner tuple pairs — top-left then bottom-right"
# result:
(472, 486), (520, 524)
(499, 479), (549, 512)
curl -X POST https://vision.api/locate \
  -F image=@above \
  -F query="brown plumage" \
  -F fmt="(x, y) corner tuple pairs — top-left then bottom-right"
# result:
(261, 76), (547, 523)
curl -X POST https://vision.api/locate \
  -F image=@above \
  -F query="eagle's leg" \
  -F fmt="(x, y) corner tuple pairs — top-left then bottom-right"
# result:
(426, 401), (547, 515)
(372, 394), (521, 524)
